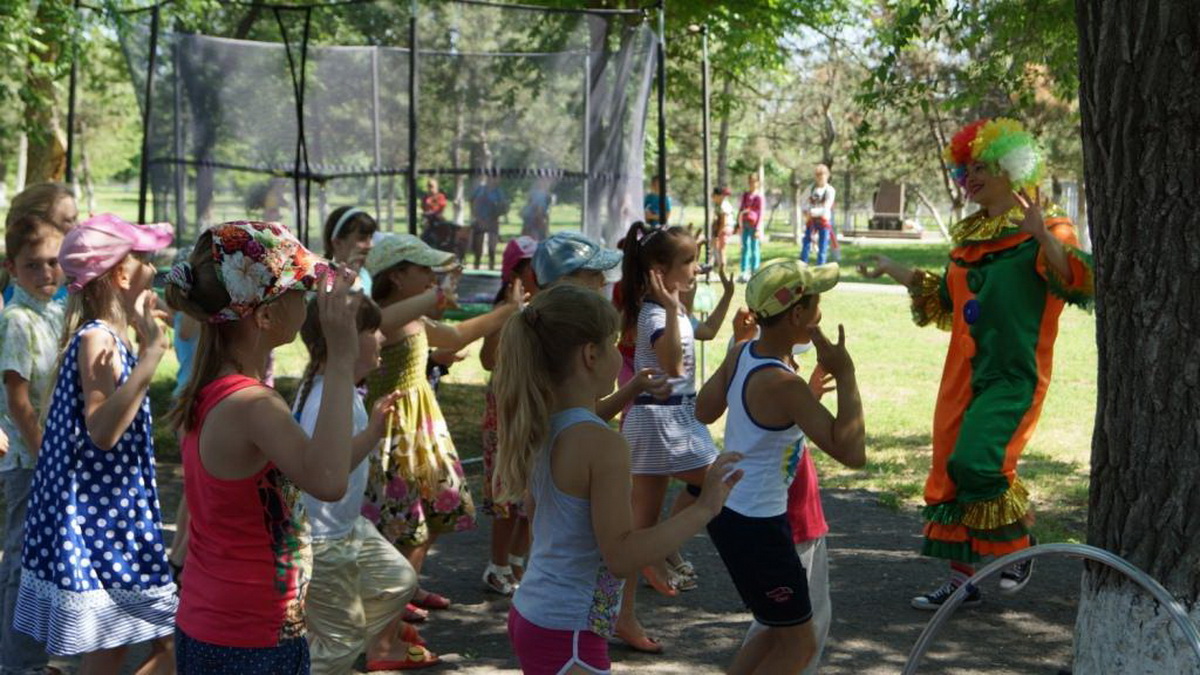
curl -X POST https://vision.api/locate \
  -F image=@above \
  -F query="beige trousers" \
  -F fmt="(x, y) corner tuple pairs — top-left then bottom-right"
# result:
(306, 516), (418, 674)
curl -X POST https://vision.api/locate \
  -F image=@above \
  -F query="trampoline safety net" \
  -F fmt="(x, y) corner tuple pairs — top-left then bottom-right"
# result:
(112, 0), (657, 251)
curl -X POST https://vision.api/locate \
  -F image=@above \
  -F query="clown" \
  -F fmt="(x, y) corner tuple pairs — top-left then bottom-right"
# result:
(859, 118), (1093, 609)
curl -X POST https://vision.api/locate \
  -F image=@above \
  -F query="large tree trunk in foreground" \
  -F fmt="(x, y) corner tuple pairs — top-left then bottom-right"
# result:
(1074, 1), (1200, 671)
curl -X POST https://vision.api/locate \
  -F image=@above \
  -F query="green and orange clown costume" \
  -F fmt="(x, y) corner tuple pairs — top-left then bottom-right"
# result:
(911, 119), (1094, 563)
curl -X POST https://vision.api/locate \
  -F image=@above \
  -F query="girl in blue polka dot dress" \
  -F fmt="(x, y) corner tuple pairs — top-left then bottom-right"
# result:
(13, 214), (178, 673)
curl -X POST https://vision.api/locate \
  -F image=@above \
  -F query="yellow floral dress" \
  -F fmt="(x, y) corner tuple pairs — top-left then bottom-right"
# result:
(361, 330), (476, 547)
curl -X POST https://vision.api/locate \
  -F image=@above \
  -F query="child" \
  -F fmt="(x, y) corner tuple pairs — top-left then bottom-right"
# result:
(736, 173), (765, 282)
(614, 222), (732, 653)
(711, 187), (735, 273)
(730, 308), (838, 674)
(801, 164), (837, 265)
(0, 214), (64, 675)
(643, 174), (672, 227)
(294, 294), (438, 673)
(492, 283), (743, 675)
(695, 259), (865, 674)
(164, 221), (358, 672)
(531, 230), (623, 291)
(479, 236), (539, 595)
(13, 214), (177, 673)
(363, 233), (520, 613)
(1, 182), (77, 309)
(323, 206), (379, 293)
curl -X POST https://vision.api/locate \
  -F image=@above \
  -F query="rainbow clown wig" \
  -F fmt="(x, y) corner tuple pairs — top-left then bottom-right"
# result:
(944, 118), (1044, 192)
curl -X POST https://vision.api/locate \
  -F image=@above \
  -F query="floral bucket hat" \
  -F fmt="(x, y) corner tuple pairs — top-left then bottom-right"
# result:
(167, 221), (329, 323)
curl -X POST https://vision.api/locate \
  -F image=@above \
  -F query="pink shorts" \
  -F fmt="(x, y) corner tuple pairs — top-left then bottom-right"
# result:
(508, 607), (611, 674)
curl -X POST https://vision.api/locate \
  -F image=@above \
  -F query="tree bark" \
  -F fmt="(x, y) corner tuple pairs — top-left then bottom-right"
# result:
(715, 75), (733, 191)
(1073, 1), (1200, 671)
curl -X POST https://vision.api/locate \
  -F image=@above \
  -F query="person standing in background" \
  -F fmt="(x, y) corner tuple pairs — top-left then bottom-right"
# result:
(801, 165), (836, 265)
(643, 175), (672, 228)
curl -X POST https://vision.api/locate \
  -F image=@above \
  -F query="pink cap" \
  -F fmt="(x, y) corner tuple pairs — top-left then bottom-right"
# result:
(60, 214), (174, 292)
(502, 235), (539, 283)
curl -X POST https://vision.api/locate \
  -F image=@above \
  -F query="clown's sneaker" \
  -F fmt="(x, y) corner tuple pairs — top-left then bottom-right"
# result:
(910, 580), (982, 611)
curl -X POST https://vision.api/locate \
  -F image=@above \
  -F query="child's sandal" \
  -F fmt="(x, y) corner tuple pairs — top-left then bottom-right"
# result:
(508, 554), (526, 582)
(482, 563), (517, 596)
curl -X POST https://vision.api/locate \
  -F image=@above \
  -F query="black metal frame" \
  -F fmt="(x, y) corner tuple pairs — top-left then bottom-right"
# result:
(68, 0), (662, 244)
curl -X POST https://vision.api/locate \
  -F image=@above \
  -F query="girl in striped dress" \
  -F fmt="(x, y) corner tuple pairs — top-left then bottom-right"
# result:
(613, 222), (718, 653)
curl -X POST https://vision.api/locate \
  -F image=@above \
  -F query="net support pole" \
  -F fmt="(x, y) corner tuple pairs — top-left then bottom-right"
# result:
(655, 1), (667, 226)
(582, 52), (591, 233)
(407, 0), (419, 235)
(700, 24), (711, 265)
(372, 47), (383, 219)
(137, 5), (161, 224)
(65, 0), (80, 186)
(173, 39), (187, 235)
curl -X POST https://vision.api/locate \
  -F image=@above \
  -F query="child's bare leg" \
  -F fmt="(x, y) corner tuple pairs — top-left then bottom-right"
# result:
(490, 515), (516, 566)
(80, 645), (129, 675)
(132, 636), (175, 675)
(509, 516), (531, 581)
(729, 623), (815, 675)
(615, 475), (671, 653)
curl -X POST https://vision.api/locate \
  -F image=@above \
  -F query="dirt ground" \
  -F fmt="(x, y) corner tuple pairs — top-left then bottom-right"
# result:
(1, 462), (1083, 674)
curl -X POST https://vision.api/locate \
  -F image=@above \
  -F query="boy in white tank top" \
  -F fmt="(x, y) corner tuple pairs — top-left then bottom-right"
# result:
(696, 259), (866, 674)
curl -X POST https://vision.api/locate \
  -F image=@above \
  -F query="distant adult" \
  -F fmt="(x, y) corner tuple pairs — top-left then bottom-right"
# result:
(642, 174), (672, 227)
(858, 118), (1094, 611)
(470, 175), (510, 270)
(520, 177), (553, 241)
(800, 165), (836, 264)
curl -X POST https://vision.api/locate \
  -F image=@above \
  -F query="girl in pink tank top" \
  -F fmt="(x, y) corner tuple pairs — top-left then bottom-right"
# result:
(163, 222), (361, 674)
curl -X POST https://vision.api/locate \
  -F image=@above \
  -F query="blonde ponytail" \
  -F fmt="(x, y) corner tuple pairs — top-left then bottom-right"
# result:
(492, 284), (619, 502)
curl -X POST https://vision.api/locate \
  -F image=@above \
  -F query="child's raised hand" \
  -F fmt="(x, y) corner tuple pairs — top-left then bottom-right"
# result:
(503, 278), (525, 309)
(633, 367), (671, 401)
(718, 267), (735, 296)
(731, 307), (757, 344)
(697, 452), (744, 516)
(0, 427), (8, 457)
(809, 323), (854, 379)
(647, 269), (679, 312)
(132, 290), (170, 358)
(856, 255), (892, 280)
(368, 390), (404, 438)
(319, 267), (362, 363)
(807, 363), (836, 400)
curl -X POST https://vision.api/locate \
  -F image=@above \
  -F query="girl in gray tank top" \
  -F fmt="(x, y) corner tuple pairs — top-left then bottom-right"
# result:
(490, 285), (744, 674)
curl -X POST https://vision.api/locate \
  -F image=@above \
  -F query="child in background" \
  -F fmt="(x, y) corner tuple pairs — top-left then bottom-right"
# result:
(0, 214), (64, 675)
(492, 284), (743, 675)
(165, 221), (358, 672)
(614, 222), (727, 653)
(479, 236), (540, 595)
(711, 187), (735, 273)
(294, 294), (438, 673)
(696, 260), (864, 674)
(1, 182), (78, 309)
(801, 164), (837, 265)
(323, 206), (379, 294)
(531, 230), (623, 292)
(363, 233), (520, 614)
(736, 173), (765, 282)
(14, 214), (177, 673)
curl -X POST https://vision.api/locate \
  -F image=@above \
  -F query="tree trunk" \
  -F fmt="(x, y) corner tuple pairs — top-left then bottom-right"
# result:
(715, 75), (733, 191)
(1073, 1), (1200, 671)
(78, 119), (96, 215)
(24, 21), (66, 185)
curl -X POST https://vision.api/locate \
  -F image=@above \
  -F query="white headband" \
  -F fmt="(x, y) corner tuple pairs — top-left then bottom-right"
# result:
(330, 207), (364, 242)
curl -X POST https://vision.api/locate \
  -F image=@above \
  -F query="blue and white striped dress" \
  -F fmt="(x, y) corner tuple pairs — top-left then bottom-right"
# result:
(14, 321), (177, 655)
(622, 301), (718, 475)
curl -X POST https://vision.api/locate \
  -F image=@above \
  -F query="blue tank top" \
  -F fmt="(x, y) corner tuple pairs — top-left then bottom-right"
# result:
(172, 313), (198, 399)
(511, 408), (624, 636)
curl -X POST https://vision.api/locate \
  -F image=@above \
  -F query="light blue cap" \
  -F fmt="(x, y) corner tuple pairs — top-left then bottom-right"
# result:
(533, 231), (622, 286)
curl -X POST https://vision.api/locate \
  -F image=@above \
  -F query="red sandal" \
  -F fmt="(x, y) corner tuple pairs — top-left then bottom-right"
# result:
(411, 588), (451, 610)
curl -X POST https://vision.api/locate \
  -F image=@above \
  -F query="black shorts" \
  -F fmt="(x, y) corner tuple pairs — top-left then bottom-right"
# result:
(707, 507), (813, 627)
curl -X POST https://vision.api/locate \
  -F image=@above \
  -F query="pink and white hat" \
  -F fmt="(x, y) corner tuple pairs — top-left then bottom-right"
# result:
(60, 213), (174, 292)
(502, 235), (538, 283)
